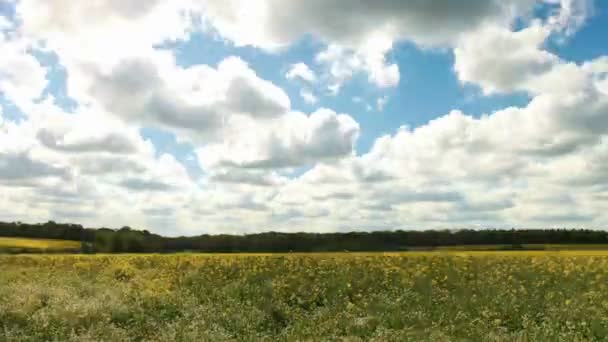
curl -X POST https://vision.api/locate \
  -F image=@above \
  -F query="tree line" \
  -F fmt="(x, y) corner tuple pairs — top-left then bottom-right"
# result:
(1, 221), (608, 253)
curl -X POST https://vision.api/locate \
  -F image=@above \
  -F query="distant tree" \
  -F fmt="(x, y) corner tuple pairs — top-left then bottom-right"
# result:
(111, 233), (125, 253)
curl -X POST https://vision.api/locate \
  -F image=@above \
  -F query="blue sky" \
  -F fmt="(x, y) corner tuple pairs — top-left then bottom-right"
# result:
(1, 0), (608, 235)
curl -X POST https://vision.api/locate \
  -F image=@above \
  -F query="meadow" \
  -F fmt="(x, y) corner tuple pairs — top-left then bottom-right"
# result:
(0, 237), (81, 253)
(2, 252), (608, 341)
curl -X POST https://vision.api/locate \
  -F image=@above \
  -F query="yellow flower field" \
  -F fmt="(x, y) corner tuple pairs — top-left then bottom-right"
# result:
(0, 237), (81, 252)
(2, 252), (608, 341)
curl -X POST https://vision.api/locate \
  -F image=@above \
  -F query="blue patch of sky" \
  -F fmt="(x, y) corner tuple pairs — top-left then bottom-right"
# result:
(546, 2), (608, 62)
(140, 127), (202, 179)
(0, 4), (22, 122)
(0, 1), (16, 21)
(324, 42), (530, 154)
(1, 49), (78, 122)
(0, 95), (24, 122)
(0, 6), (77, 120)
(167, 32), (325, 109)
(30, 49), (78, 112)
(515, 1), (608, 63)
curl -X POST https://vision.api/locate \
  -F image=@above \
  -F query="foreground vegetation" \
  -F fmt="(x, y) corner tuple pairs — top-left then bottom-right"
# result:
(0, 237), (81, 253)
(2, 252), (608, 341)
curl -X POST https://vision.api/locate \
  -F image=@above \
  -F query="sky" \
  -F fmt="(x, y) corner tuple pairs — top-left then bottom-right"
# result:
(0, 0), (607, 236)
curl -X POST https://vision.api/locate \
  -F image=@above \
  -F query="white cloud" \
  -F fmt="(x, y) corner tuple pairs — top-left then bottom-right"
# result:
(82, 54), (291, 143)
(0, 15), (12, 30)
(209, 169), (287, 187)
(0, 32), (48, 110)
(299, 89), (318, 105)
(197, 108), (360, 170)
(199, 0), (541, 91)
(454, 1), (594, 95)
(545, 0), (594, 37)
(0, 97), (198, 230)
(200, 0), (530, 49)
(0, 151), (70, 185)
(315, 42), (399, 92)
(200, 1), (593, 93)
(377, 96), (389, 111)
(285, 62), (316, 83)
(16, 0), (194, 65)
(454, 24), (558, 95)
(35, 113), (145, 155)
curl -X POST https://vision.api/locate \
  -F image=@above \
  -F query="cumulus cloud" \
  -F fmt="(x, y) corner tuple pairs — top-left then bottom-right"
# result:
(209, 169), (287, 187)
(454, 1), (595, 95)
(35, 114), (144, 155)
(200, 1), (594, 93)
(315, 42), (400, 92)
(83, 55), (291, 143)
(285, 63), (316, 83)
(299, 89), (318, 105)
(545, 0), (594, 36)
(454, 25), (558, 94)
(16, 0), (194, 64)
(0, 97), (197, 228)
(197, 108), (360, 169)
(199, 0), (541, 90)
(0, 152), (69, 184)
(376, 96), (389, 111)
(0, 31), (48, 109)
(200, 0), (527, 49)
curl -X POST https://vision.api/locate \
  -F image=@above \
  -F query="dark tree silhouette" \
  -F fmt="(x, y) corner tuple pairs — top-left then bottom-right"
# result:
(1, 221), (606, 253)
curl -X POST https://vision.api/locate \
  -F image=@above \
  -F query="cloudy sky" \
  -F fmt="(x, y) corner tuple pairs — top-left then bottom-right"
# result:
(0, 0), (607, 235)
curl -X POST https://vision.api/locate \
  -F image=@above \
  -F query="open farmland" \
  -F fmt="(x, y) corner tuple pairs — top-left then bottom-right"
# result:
(2, 252), (608, 341)
(0, 237), (81, 253)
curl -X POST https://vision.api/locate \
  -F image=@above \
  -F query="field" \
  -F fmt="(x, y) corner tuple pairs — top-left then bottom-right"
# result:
(2, 253), (608, 341)
(0, 237), (82, 253)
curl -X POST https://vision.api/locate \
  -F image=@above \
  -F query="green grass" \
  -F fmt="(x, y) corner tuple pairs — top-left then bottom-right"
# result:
(2, 253), (608, 341)
(0, 237), (81, 253)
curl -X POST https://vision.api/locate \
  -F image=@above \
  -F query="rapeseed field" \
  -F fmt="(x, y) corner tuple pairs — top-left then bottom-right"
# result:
(2, 252), (608, 341)
(0, 237), (81, 253)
